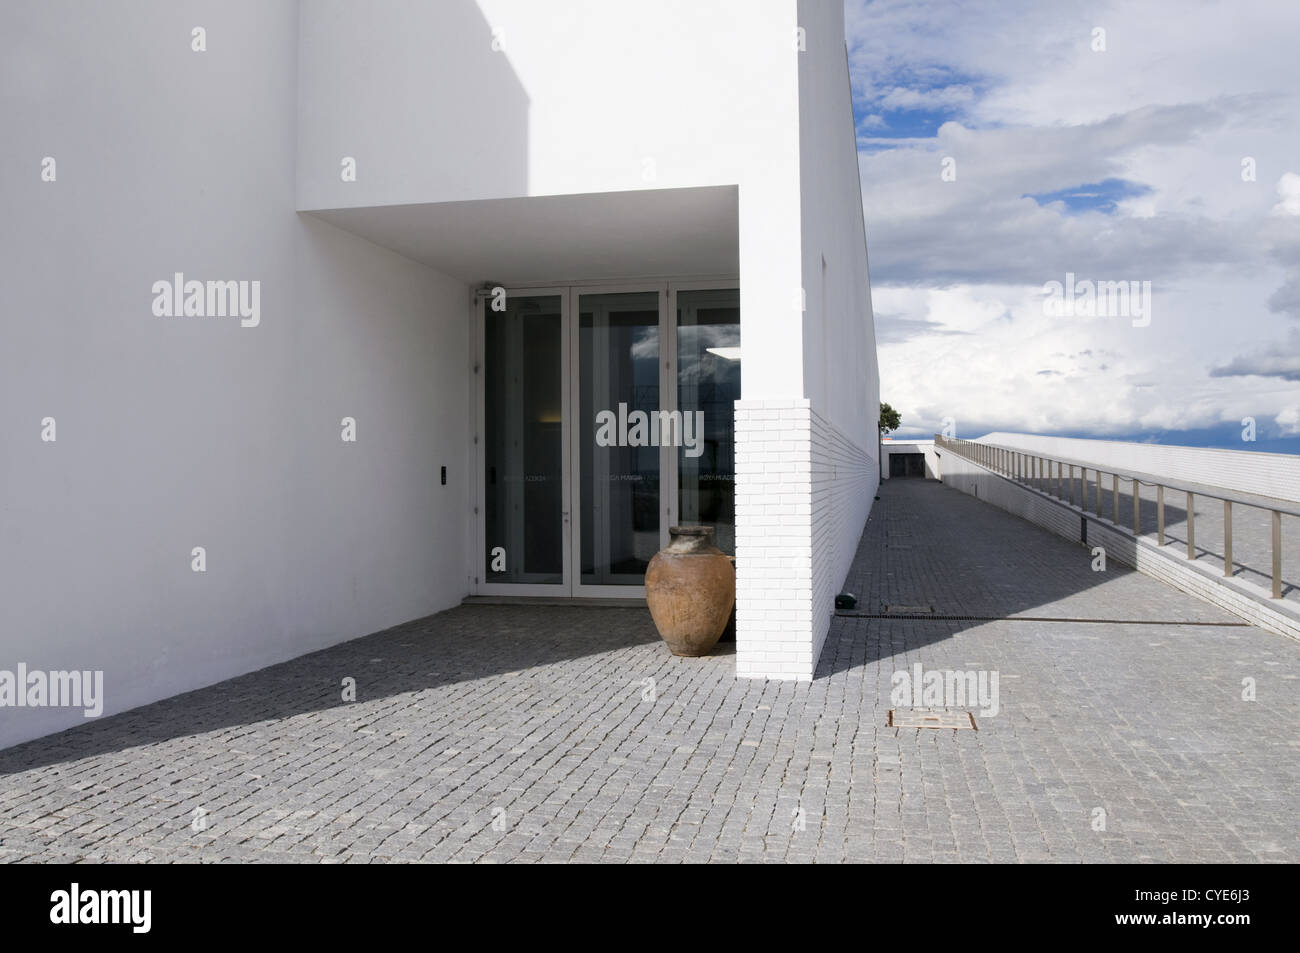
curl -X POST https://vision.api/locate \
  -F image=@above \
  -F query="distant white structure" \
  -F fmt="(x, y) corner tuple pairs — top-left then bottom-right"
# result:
(881, 438), (939, 480)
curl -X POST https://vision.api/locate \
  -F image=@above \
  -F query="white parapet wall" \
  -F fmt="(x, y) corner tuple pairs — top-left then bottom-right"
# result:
(980, 433), (1300, 502)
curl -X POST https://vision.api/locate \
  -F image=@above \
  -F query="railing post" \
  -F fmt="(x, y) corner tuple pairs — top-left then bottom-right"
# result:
(1132, 478), (1140, 535)
(1068, 465), (1074, 505)
(1186, 491), (1195, 559)
(1223, 500), (1232, 578)
(1055, 460), (1061, 498)
(1157, 485), (1164, 545)
(1112, 472), (1119, 523)
(1273, 510), (1283, 599)
(1095, 470), (1103, 516)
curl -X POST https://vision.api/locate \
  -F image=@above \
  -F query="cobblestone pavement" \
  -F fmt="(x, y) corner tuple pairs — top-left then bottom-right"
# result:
(2, 479), (1297, 863)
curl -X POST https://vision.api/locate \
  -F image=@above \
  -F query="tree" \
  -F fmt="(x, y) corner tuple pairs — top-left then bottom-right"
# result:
(879, 402), (901, 436)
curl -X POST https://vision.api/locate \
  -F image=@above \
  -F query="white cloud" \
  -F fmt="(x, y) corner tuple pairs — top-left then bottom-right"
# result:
(1272, 172), (1300, 216)
(849, 0), (1300, 439)
(875, 84), (976, 111)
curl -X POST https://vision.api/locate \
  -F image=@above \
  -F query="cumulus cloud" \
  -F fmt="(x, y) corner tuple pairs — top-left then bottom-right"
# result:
(849, 0), (1300, 438)
(1210, 330), (1300, 382)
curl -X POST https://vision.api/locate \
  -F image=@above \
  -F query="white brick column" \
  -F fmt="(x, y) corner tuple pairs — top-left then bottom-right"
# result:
(734, 399), (815, 680)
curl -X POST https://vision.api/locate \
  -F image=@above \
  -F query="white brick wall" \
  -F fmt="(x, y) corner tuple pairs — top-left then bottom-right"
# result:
(734, 399), (878, 680)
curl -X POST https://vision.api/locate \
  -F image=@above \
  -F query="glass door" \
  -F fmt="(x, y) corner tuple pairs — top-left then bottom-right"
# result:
(476, 282), (735, 599)
(477, 290), (570, 594)
(675, 288), (741, 555)
(572, 289), (665, 594)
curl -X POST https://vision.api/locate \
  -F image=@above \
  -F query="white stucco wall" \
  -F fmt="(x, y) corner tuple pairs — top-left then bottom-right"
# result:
(797, 0), (879, 673)
(298, 0), (865, 682)
(734, 3), (879, 680)
(797, 0), (878, 452)
(1, 0), (881, 727)
(0, 0), (470, 749)
(297, 0), (806, 402)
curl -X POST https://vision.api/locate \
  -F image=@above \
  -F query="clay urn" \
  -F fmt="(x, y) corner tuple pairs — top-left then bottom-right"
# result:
(645, 525), (736, 657)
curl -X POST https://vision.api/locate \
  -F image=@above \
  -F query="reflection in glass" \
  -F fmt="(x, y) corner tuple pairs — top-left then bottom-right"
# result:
(677, 289), (740, 555)
(579, 292), (660, 585)
(484, 295), (563, 584)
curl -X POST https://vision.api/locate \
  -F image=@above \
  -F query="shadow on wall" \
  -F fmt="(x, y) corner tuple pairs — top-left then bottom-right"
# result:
(298, 0), (530, 207)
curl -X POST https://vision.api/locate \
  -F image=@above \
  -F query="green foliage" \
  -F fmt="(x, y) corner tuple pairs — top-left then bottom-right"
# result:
(879, 402), (901, 436)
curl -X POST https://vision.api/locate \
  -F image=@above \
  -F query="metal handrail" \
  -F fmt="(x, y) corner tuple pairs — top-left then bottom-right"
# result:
(934, 434), (1292, 599)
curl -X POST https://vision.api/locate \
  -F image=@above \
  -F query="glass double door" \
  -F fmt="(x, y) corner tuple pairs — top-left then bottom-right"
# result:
(479, 286), (668, 597)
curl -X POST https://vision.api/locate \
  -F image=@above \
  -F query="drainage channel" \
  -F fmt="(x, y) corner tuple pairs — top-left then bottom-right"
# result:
(835, 611), (1250, 626)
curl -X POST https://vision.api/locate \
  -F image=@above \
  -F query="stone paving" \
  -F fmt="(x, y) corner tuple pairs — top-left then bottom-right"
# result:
(1, 479), (1298, 863)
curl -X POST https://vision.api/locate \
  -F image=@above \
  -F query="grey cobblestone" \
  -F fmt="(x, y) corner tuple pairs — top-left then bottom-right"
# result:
(1, 479), (1297, 862)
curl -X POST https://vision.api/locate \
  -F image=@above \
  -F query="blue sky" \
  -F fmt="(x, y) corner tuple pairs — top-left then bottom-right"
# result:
(846, 0), (1300, 453)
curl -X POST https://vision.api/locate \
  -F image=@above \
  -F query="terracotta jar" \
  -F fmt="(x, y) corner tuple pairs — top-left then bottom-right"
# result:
(645, 526), (736, 657)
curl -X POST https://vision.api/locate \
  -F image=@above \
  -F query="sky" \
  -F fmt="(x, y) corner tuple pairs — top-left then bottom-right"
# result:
(845, 0), (1300, 453)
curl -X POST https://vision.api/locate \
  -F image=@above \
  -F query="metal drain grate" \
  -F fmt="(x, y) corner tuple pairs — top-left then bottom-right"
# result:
(889, 708), (977, 730)
(883, 604), (933, 614)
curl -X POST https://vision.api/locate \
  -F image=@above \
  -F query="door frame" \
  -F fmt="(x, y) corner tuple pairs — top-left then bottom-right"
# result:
(472, 286), (573, 597)
(568, 282), (667, 599)
(470, 276), (740, 599)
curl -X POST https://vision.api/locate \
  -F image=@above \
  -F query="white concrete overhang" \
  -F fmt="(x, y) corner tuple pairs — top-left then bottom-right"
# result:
(302, 185), (739, 287)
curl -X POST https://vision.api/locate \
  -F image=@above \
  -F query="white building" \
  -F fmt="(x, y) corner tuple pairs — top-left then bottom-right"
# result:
(0, 0), (879, 748)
